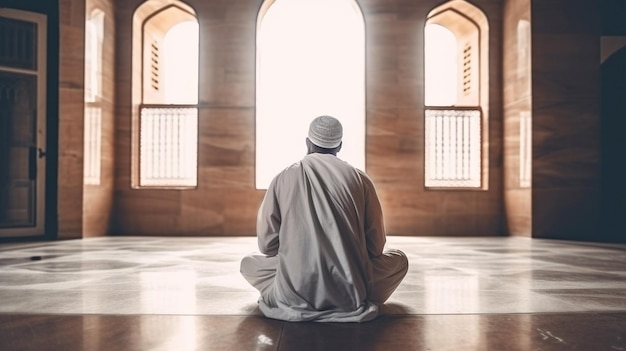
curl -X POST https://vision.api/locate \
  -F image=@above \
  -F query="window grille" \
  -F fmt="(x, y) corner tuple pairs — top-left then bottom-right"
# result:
(150, 42), (160, 91)
(462, 44), (472, 96)
(84, 11), (103, 185)
(0, 17), (37, 70)
(139, 105), (197, 187)
(84, 103), (102, 185)
(425, 108), (481, 188)
(519, 111), (531, 188)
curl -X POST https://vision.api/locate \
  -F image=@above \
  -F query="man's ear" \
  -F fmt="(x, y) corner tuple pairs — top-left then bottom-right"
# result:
(306, 137), (313, 154)
(336, 142), (342, 153)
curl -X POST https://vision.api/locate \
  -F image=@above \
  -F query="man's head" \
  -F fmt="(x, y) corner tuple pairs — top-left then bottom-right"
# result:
(306, 115), (343, 155)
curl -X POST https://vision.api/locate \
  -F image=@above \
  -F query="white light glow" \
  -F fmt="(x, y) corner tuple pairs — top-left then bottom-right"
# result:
(425, 24), (457, 106)
(139, 21), (199, 187)
(256, 0), (365, 189)
(164, 21), (199, 104)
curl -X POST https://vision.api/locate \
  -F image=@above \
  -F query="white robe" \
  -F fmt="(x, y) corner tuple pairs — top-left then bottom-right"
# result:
(241, 153), (407, 322)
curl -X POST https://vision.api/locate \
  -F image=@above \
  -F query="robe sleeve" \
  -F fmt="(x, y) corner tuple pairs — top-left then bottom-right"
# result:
(257, 177), (281, 256)
(362, 173), (386, 258)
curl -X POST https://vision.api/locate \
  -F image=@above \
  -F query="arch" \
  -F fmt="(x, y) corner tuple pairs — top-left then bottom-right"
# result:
(85, 9), (104, 103)
(131, 0), (199, 188)
(423, 0), (489, 189)
(84, 9), (105, 185)
(255, 0), (366, 189)
(163, 21), (199, 104)
(424, 23), (457, 106)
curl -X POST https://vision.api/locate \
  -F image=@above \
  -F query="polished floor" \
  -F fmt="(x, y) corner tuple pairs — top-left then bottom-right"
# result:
(0, 236), (625, 350)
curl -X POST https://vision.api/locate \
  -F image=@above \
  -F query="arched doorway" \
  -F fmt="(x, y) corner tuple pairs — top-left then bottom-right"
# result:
(255, 0), (365, 189)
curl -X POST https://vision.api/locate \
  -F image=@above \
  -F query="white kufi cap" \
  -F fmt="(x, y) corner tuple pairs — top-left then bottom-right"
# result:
(308, 115), (343, 149)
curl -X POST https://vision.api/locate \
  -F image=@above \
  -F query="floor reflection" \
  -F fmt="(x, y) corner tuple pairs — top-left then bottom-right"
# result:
(0, 236), (625, 350)
(424, 274), (480, 347)
(140, 270), (197, 314)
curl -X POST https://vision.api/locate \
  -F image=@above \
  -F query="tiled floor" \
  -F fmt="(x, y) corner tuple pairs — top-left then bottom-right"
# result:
(0, 236), (625, 350)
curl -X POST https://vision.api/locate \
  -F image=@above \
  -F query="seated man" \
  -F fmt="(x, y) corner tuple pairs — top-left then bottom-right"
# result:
(241, 115), (408, 322)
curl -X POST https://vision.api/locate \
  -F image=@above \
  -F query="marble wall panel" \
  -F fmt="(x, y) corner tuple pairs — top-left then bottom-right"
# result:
(503, 0), (531, 236)
(199, 167), (255, 190)
(83, 0), (116, 238)
(196, 5), (256, 108)
(57, 0), (85, 239)
(82, 194), (112, 237)
(111, 0), (142, 224)
(366, 81), (401, 108)
(113, 190), (182, 235)
(503, 108), (526, 190)
(198, 136), (253, 168)
(115, 212), (181, 235)
(379, 189), (441, 235)
(505, 189), (531, 236)
(366, 136), (421, 190)
(476, 213), (504, 236)
(178, 190), (227, 235)
(530, 0), (601, 240)
(223, 189), (265, 236)
(59, 0), (85, 27)
(367, 107), (423, 138)
(532, 187), (601, 241)
(532, 101), (601, 187)
(200, 107), (254, 136)
(198, 107), (254, 171)
(116, 190), (181, 215)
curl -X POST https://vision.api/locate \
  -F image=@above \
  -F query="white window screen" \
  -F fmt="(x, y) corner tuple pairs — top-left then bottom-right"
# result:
(425, 109), (481, 188)
(84, 104), (102, 185)
(137, 21), (198, 188)
(519, 111), (531, 188)
(84, 11), (103, 185)
(139, 106), (198, 187)
(424, 22), (482, 189)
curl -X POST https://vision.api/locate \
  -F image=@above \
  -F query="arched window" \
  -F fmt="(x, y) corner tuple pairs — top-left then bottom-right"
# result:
(425, 24), (457, 106)
(424, 1), (489, 189)
(84, 9), (104, 185)
(255, 0), (365, 189)
(132, 2), (199, 188)
(517, 20), (531, 189)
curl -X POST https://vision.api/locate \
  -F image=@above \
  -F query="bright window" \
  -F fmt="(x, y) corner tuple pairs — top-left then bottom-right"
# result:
(425, 24), (457, 106)
(163, 22), (199, 105)
(134, 7), (199, 188)
(256, 0), (365, 189)
(84, 10), (104, 185)
(424, 2), (487, 189)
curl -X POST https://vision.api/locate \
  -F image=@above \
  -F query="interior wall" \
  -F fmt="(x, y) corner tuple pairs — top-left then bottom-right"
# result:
(600, 0), (626, 243)
(362, 0), (504, 236)
(7, 0), (608, 240)
(55, 0), (86, 239)
(82, 0), (115, 237)
(503, 0), (531, 236)
(601, 48), (626, 243)
(111, 0), (505, 236)
(113, 0), (264, 236)
(530, 0), (602, 240)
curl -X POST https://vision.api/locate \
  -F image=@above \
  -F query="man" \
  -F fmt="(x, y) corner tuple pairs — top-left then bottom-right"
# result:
(241, 115), (408, 322)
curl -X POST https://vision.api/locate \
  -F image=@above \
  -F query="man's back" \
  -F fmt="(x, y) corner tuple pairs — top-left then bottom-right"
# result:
(256, 153), (384, 321)
(240, 115), (407, 323)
